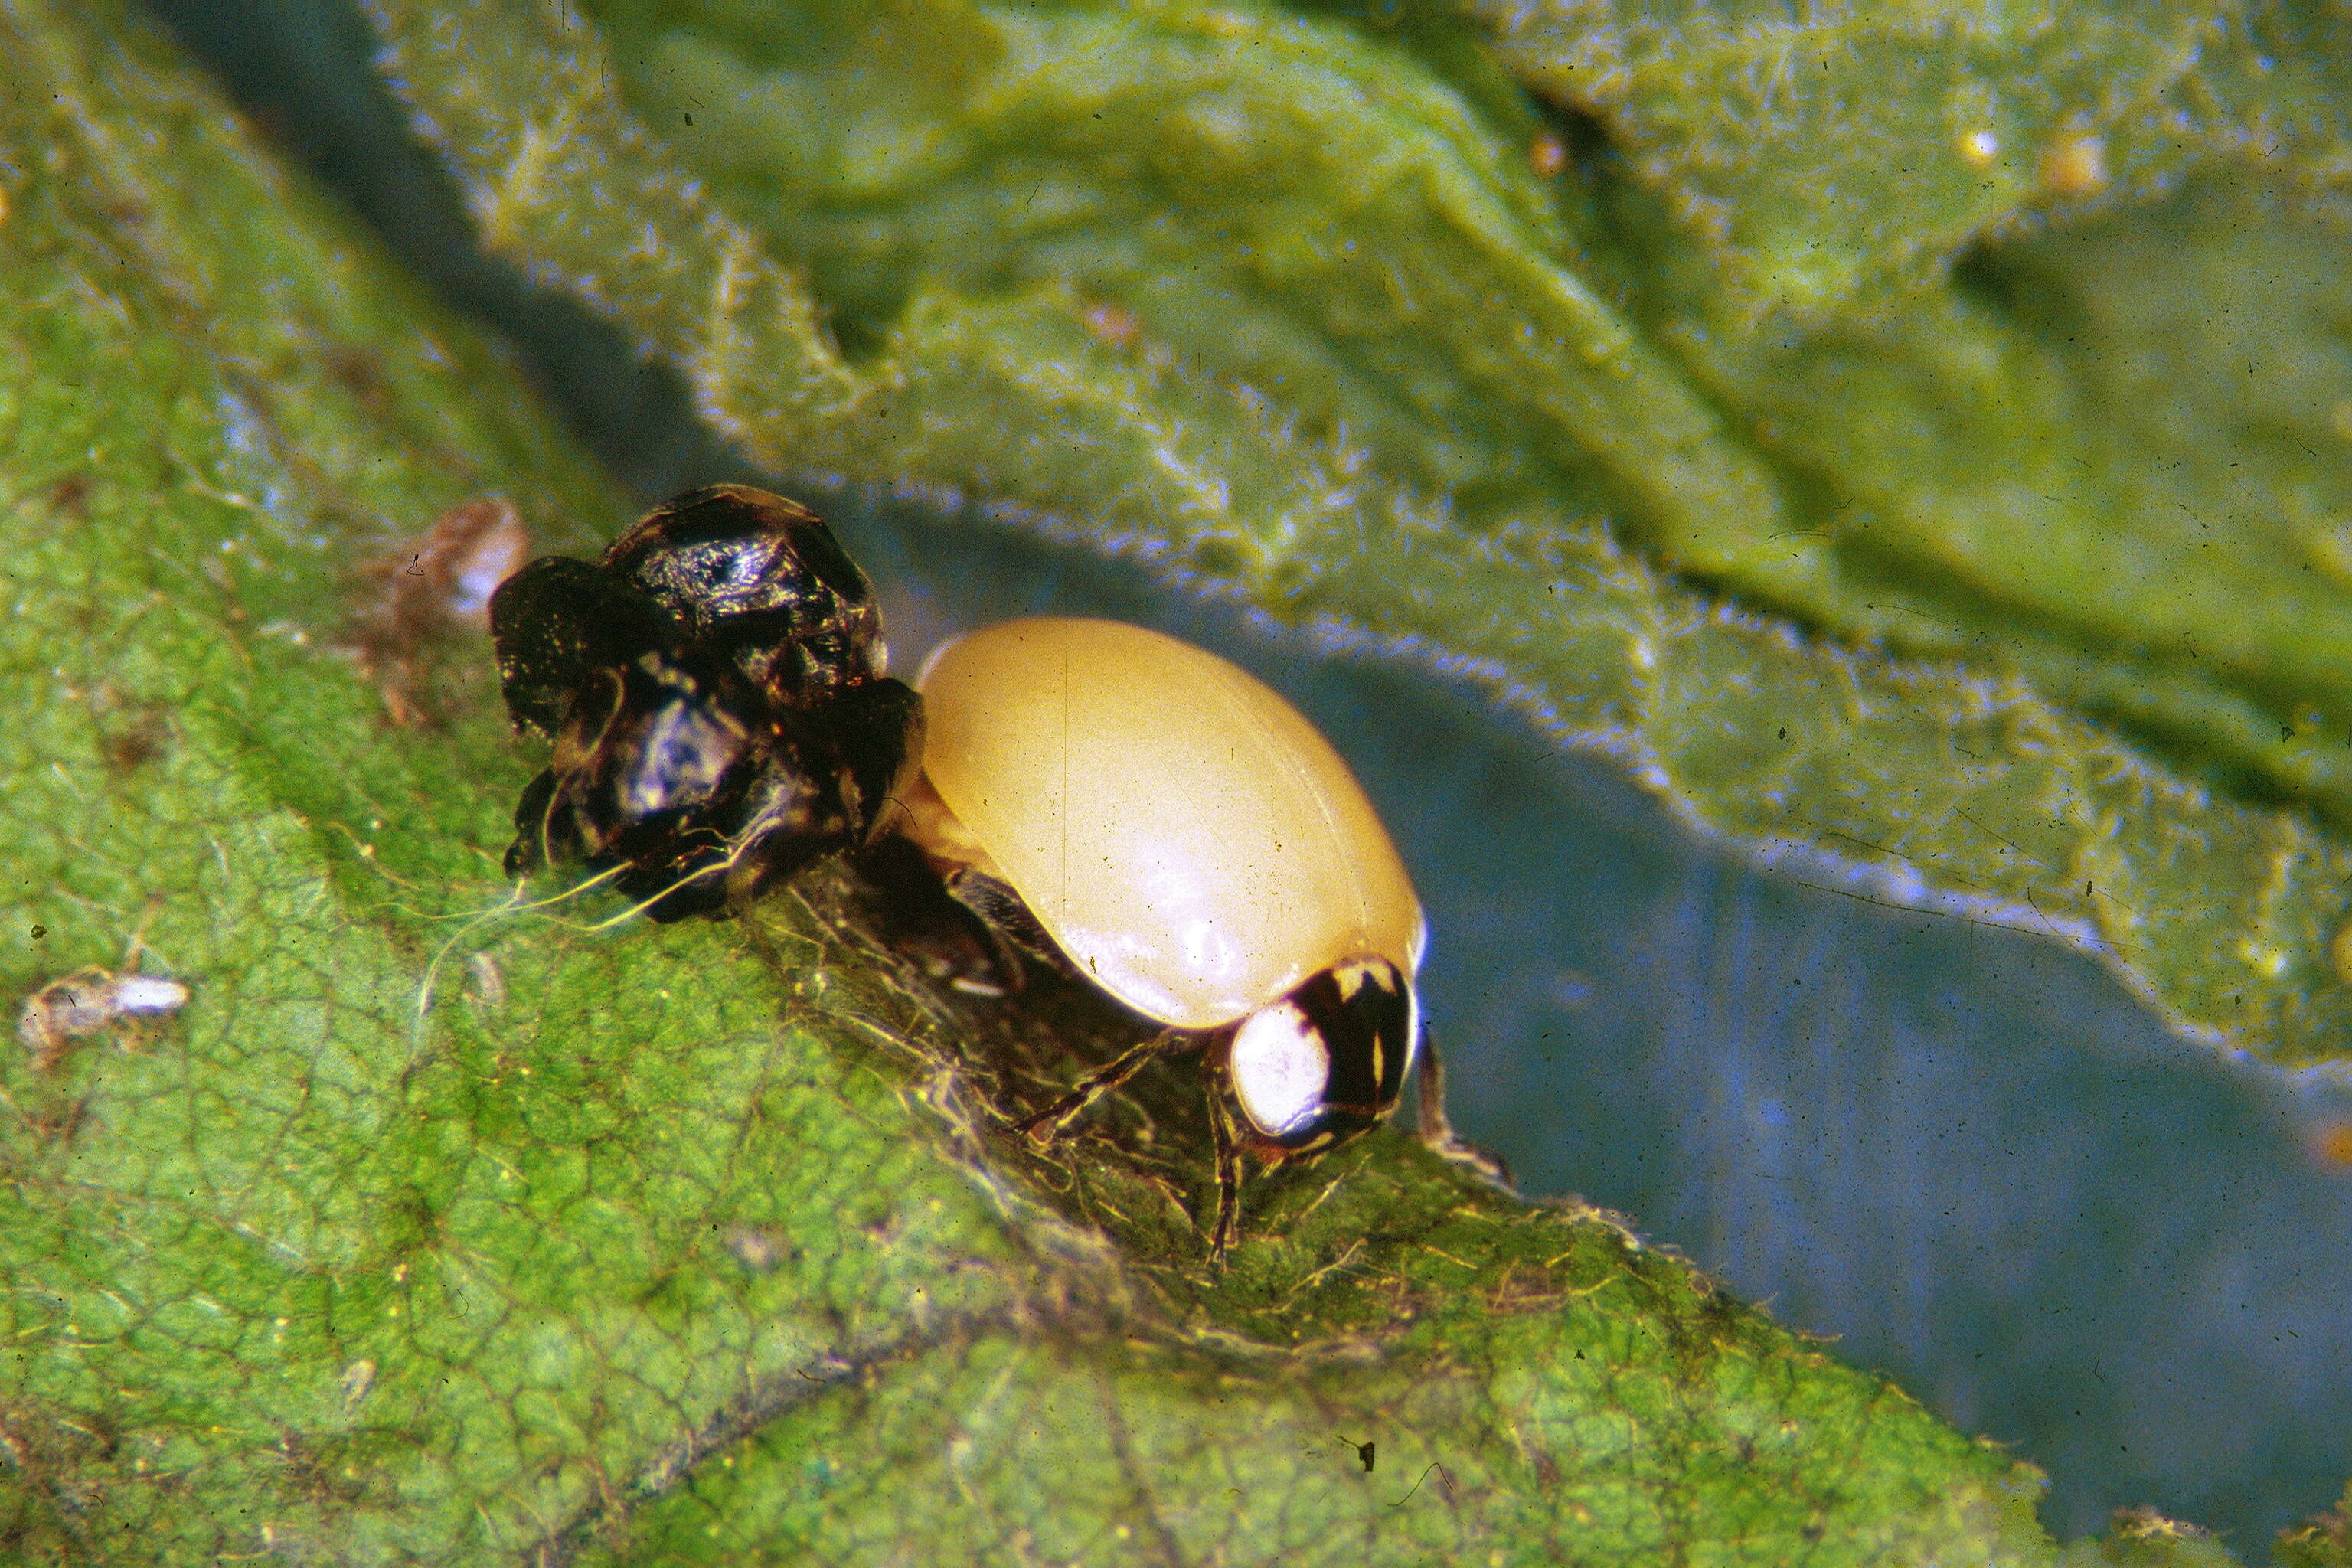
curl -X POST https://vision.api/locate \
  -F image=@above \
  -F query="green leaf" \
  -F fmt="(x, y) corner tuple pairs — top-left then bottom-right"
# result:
(1473, 1), (2352, 318)
(1477, 1), (2352, 866)
(0, 1), (1016, 1559)
(2060, 1506), (2244, 1568)
(0, 0), (2145, 1562)
(2277, 1478), (2352, 1568)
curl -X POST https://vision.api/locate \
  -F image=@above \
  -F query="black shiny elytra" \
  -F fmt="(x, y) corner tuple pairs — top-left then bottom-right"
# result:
(489, 485), (921, 922)
(603, 485), (885, 709)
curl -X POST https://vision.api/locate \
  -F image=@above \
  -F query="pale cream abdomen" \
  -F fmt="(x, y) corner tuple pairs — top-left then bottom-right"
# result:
(912, 618), (1424, 1030)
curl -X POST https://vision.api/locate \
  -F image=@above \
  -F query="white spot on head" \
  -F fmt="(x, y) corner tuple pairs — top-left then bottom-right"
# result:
(1229, 1001), (1328, 1140)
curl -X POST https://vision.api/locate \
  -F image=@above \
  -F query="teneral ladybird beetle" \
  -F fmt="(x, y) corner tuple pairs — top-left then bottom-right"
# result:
(898, 616), (1495, 1259)
(488, 485), (922, 920)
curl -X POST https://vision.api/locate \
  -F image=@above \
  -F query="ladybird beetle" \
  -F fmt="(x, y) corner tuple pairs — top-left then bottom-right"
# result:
(898, 616), (1492, 1259)
(488, 485), (921, 920)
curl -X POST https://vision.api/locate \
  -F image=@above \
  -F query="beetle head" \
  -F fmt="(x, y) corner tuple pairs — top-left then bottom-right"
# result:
(1223, 958), (1415, 1152)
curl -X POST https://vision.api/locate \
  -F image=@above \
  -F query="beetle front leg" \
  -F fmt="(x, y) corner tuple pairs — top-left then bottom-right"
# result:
(1204, 1059), (1246, 1266)
(1413, 1029), (1515, 1191)
(1013, 1029), (1187, 1145)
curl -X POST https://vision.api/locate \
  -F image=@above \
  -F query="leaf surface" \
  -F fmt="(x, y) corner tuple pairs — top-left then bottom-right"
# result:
(0, 0), (2136, 1563)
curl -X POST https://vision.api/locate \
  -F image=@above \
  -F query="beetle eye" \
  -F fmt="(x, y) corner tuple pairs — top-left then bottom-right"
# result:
(1229, 1001), (1331, 1141)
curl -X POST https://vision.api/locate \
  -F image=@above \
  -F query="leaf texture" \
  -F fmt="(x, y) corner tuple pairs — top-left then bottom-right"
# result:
(0, 0), (2127, 1562)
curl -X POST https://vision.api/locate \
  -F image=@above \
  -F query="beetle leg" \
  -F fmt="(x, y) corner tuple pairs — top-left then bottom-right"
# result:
(1013, 1028), (1186, 1145)
(1204, 1058), (1246, 1266)
(933, 867), (1039, 995)
(941, 867), (1063, 978)
(1413, 1029), (1515, 1191)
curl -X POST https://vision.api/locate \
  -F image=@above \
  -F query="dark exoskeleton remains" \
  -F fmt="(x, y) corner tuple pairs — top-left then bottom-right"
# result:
(488, 485), (923, 921)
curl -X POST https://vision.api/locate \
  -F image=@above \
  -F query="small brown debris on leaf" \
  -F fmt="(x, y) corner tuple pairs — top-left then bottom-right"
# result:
(45, 471), (91, 515)
(352, 497), (529, 726)
(1081, 299), (1141, 349)
(18, 966), (189, 1071)
(2038, 130), (2108, 198)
